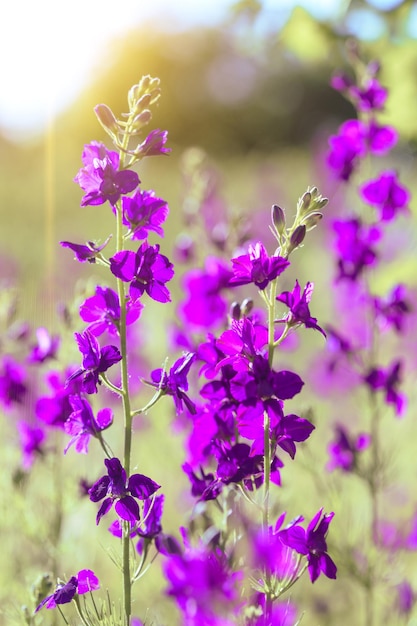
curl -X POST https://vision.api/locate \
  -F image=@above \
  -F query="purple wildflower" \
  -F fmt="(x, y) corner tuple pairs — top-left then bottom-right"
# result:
(327, 424), (371, 472)
(35, 569), (100, 612)
(230, 242), (290, 290)
(35, 368), (83, 429)
(64, 395), (113, 454)
(74, 141), (139, 206)
(110, 241), (174, 303)
(361, 170), (410, 221)
(60, 235), (112, 263)
(373, 284), (411, 333)
(350, 77), (388, 112)
(88, 457), (160, 524)
(364, 360), (406, 416)
(367, 120), (397, 155)
(17, 421), (46, 469)
(27, 327), (60, 363)
(215, 317), (268, 371)
(276, 281), (325, 336)
(122, 188), (169, 239)
(68, 330), (122, 394)
(149, 352), (197, 415)
(279, 508), (337, 583)
(79, 285), (142, 336)
(333, 218), (380, 281)
(0, 356), (27, 408)
(137, 129), (171, 157)
(327, 120), (366, 181)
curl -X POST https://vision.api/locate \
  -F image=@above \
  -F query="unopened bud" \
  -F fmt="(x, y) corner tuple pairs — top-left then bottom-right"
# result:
(317, 196), (329, 209)
(301, 212), (323, 230)
(288, 224), (306, 253)
(241, 298), (254, 316)
(230, 302), (241, 321)
(133, 109), (152, 126)
(271, 204), (285, 235)
(94, 104), (119, 135)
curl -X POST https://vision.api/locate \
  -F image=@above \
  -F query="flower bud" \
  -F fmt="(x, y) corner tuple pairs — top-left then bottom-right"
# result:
(133, 109), (152, 127)
(230, 301), (241, 321)
(271, 204), (285, 235)
(301, 212), (323, 230)
(94, 104), (119, 135)
(288, 224), (306, 253)
(241, 298), (254, 316)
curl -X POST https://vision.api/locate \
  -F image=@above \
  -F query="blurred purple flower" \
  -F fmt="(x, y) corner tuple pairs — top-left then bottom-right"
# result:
(149, 352), (197, 415)
(276, 281), (325, 336)
(327, 424), (370, 472)
(64, 395), (113, 454)
(0, 356), (27, 409)
(79, 285), (142, 336)
(361, 170), (410, 221)
(333, 218), (380, 281)
(364, 360), (406, 416)
(74, 141), (139, 206)
(60, 235), (112, 263)
(17, 421), (46, 469)
(110, 241), (174, 303)
(89, 457), (160, 525)
(279, 508), (337, 583)
(67, 330), (122, 394)
(122, 188), (169, 239)
(350, 78), (388, 111)
(327, 120), (366, 181)
(373, 284), (411, 333)
(230, 242), (289, 290)
(35, 569), (99, 612)
(36, 368), (82, 429)
(395, 581), (415, 615)
(28, 327), (60, 363)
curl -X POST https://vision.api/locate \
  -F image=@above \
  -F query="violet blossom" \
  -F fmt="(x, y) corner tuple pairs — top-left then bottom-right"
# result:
(360, 170), (410, 221)
(17, 420), (46, 469)
(88, 457), (160, 524)
(230, 242), (289, 290)
(327, 424), (371, 472)
(79, 285), (142, 336)
(122, 188), (169, 239)
(64, 395), (113, 454)
(27, 327), (60, 363)
(74, 141), (139, 206)
(35, 569), (100, 612)
(36, 368), (83, 428)
(0, 355), (27, 409)
(110, 241), (174, 303)
(137, 129), (171, 157)
(149, 352), (197, 415)
(276, 280), (326, 336)
(364, 360), (406, 416)
(60, 235), (112, 263)
(67, 330), (122, 394)
(333, 218), (380, 281)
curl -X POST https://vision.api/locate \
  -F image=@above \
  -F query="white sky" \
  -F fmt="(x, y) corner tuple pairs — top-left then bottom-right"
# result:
(0, 0), (407, 140)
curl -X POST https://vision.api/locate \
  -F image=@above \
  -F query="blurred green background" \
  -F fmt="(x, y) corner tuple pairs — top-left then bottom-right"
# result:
(1, 0), (417, 624)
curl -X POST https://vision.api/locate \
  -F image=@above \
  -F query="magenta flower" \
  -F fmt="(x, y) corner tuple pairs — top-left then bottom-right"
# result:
(367, 120), (397, 155)
(64, 395), (113, 454)
(28, 327), (60, 363)
(279, 508), (337, 582)
(230, 242), (290, 290)
(88, 457), (160, 524)
(373, 284), (411, 333)
(327, 120), (366, 181)
(333, 218), (380, 281)
(35, 569), (99, 612)
(79, 285), (142, 336)
(137, 129), (171, 157)
(17, 421), (46, 469)
(36, 368), (83, 429)
(74, 141), (139, 206)
(67, 330), (122, 394)
(0, 356), (27, 409)
(215, 317), (268, 371)
(122, 188), (169, 239)
(60, 235), (112, 263)
(276, 280), (325, 336)
(364, 359), (406, 416)
(350, 78), (388, 111)
(110, 241), (174, 303)
(327, 424), (371, 472)
(149, 352), (197, 415)
(361, 170), (410, 221)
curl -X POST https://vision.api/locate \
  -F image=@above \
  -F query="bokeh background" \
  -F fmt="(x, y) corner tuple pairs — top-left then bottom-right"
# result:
(1, 0), (417, 624)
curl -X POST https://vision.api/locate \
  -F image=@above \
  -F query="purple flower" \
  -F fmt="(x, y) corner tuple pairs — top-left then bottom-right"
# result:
(64, 395), (113, 454)
(74, 141), (139, 206)
(0, 356), (27, 409)
(327, 424), (370, 472)
(17, 421), (46, 469)
(67, 330), (122, 394)
(163, 545), (240, 625)
(333, 218), (380, 281)
(60, 235), (112, 263)
(364, 360), (406, 416)
(110, 241), (174, 303)
(79, 285), (142, 336)
(230, 242), (290, 290)
(149, 352), (197, 415)
(361, 170), (410, 221)
(122, 188), (169, 239)
(350, 78), (388, 112)
(28, 327), (60, 363)
(327, 120), (366, 181)
(35, 569), (99, 612)
(367, 120), (397, 155)
(276, 281), (325, 336)
(215, 317), (268, 371)
(179, 257), (232, 330)
(36, 368), (83, 428)
(279, 508), (337, 583)
(89, 457), (160, 524)
(137, 129), (171, 157)
(373, 284), (411, 333)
